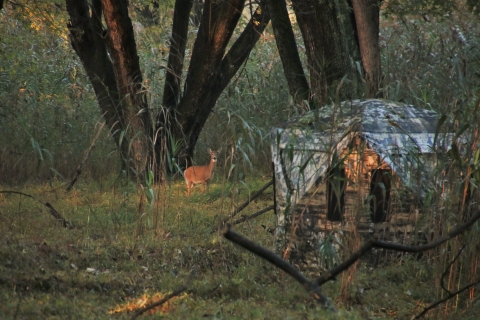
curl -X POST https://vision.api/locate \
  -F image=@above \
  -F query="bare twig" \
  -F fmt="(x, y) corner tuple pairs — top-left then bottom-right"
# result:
(440, 245), (465, 295)
(414, 277), (480, 319)
(130, 271), (195, 319)
(315, 238), (377, 286)
(66, 122), (106, 191)
(373, 209), (480, 252)
(0, 191), (72, 228)
(227, 205), (275, 227)
(223, 228), (337, 312)
(215, 179), (273, 232)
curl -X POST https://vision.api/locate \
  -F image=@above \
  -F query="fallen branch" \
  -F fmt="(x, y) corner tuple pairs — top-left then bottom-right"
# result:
(0, 191), (72, 228)
(130, 271), (195, 319)
(214, 179), (273, 232)
(228, 204), (275, 227)
(66, 122), (106, 191)
(223, 227), (337, 312)
(315, 238), (377, 286)
(315, 210), (480, 286)
(414, 277), (480, 319)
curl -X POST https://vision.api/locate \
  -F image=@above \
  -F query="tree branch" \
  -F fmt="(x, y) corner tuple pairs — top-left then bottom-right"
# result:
(66, 122), (106, 191)
(315, 210), (480, 286)
(374, 210), (480, 252)
(315, 238), (377, 286)
(163, 0), (193, 109)
(214, 179), (273, 232)
(0, 191), (72, 228)
(228, 204), (275, 227)
(414, 277), (480, 319)
(223, 228), (337, 311)
(130, 271), (195, 319)
(264, 0), (311, 106)
(440, 245), (465, 295)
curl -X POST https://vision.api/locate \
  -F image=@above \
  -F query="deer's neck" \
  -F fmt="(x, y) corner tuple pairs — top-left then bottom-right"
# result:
(208, 161), (217, 172)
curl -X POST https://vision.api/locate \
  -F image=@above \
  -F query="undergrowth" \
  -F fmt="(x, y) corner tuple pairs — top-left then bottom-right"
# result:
(0, 177), (477, 319)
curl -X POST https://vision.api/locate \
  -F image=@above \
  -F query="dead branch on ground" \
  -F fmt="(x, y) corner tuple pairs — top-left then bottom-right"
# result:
(223, 227), (337, 312)
(315, 210), (480, 286)
(130, 271), (195, 319)
(228, 204), (275, 227)
(0, 191), (72, 228)
(414, 277), (480, 319)
(213, 179), (273, 233)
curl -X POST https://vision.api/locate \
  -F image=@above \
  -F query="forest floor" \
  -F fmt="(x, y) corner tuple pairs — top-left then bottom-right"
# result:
(0, 176), (477, 319)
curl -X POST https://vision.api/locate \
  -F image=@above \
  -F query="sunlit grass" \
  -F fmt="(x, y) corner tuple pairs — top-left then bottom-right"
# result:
(1, 176), (478, 319)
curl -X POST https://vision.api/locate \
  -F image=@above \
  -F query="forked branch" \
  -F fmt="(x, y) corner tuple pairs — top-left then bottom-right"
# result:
(414, 277), (480, 319)
(315, 210), (480, 286)
(228, 204), (275, 227)
(214, 179), (273, 233)
(223, 228), (337, 312)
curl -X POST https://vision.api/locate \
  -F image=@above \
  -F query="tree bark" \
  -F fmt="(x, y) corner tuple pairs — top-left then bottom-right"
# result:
(351, 0), (382, 97)
(102, 0), (152, 179)
(67, 0), (271, 179)
(67, 0), (152, 180)
(265, 0), (311, 108)
(292, 0), (361, 105)
(66, 0), (127, 163)
(163, 0), (193, 110)
(175, 1), (270, 166)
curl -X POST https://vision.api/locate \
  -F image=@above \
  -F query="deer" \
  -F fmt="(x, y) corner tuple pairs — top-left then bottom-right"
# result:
(184, 148), (221, 196)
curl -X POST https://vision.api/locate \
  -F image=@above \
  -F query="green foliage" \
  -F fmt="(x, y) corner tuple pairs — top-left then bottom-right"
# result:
(1, 1), (480, 317)
(0, 4), (119, 184)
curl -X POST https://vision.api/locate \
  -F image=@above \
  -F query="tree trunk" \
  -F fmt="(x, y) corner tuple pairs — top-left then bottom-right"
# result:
(67, 0), (270, 180)
(351, 0), (382, 97)
(66, 1), (126, 168)
(163, 0), (193, 110)
(66, 0), (151, 181)
(102, 0), (152, 180)
(265, 0), (312, 108)
(174, 0), (270, 167)
(292, 0), (361, 105)
(157, 0), (194, 179)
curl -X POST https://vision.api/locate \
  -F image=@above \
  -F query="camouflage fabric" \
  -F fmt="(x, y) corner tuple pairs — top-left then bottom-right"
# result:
(271, 99), (455, 264)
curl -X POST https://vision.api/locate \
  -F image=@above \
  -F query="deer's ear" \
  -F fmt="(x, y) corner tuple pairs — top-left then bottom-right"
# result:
(208, 148), (212, 153)
(217, 148), (222, 153)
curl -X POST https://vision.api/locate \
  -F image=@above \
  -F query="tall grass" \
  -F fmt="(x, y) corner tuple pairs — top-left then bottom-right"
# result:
(0, 1), (480, 318)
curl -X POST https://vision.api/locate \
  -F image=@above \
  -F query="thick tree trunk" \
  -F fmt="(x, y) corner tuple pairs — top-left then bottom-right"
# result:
(292, 0), (361, 105)
(102, 0), (152, 179)
(351, 0), (382, 97)
(66, 0), (151, 180)
(265, 0), (312, 108)
(174, 1), (270, 167)
(67, 0), (270, 179)
(66, 0), (127, 163)
(173, 0), (245, 167)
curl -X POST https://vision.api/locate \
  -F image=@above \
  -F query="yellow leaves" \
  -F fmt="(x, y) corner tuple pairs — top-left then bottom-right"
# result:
(30, 21), (42, 32)
(109, 291), (188, 316)
(21, 3), (69, 41)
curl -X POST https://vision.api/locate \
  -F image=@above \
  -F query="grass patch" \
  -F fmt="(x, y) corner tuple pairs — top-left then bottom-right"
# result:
(0, 177), (477, 319)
